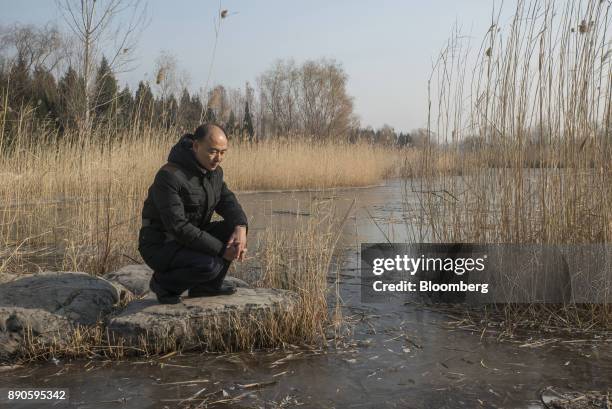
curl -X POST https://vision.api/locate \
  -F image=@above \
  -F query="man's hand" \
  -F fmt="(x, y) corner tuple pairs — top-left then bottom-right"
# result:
(225, 225), (247, 262)
(222, 243), (239, 261)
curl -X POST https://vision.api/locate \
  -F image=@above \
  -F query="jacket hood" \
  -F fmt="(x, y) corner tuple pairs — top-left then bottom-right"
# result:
(168, 134), (211, 177)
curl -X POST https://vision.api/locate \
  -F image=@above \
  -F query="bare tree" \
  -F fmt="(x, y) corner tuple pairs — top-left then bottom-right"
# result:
(257, 59), (300, 136)
(57, 0), (147, 129)
(301, 59), (353, 139)
(207, 84), (230, 122)
(0, 23), (65, 74)
(257, 58), (353, 140)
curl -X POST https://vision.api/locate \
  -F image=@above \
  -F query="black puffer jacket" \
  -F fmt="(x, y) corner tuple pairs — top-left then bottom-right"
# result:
(138, 135), (247, 272)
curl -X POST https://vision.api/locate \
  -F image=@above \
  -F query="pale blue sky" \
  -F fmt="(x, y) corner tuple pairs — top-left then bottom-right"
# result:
(1, 1), (501, 132)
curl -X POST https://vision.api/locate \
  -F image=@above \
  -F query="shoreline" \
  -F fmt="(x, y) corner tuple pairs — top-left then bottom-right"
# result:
(235, 181), (388, 195)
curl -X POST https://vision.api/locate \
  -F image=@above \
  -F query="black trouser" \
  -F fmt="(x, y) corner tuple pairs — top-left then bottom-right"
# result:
(152, 220), (234, 295)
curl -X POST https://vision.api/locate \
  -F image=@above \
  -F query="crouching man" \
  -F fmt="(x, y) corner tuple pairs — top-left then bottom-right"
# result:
(138, 123), (248, 304)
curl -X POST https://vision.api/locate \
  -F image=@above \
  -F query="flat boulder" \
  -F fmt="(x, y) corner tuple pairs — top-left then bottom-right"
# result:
(107, 288), (297, 350)
(104, 264), (152, 296)
(104, 264), (251, 297)
(0, 272), (121, 325)
(0, 307), (72, 360)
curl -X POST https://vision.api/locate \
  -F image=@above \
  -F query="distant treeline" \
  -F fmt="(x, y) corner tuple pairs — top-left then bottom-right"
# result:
(0, 22), (421, 147)
(0, 54), (257, 141)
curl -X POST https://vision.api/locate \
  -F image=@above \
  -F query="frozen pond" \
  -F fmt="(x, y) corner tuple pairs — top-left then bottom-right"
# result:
(1, 179), (610, 408)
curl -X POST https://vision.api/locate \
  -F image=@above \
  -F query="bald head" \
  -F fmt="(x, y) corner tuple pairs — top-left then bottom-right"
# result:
(193, 123), (227, 144)
(192, 123), (228, 171)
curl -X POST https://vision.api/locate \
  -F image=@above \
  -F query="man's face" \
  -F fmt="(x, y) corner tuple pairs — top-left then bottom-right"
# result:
(192, 128), (228, 171)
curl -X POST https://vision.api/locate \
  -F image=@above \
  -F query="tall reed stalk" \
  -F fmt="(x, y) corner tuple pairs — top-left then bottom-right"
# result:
(414, 0), (610, 245)
(409, 0), (611, 331)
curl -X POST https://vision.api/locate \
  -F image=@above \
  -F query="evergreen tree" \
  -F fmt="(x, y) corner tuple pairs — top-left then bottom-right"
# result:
(58, 66), (87, 131)
(226, 110), (236, 137)
(8, 57), (31, 109)
(31, 67), (59, 125)
(191, 95), (203, 127)
(0, 58), (30, 146)
(117, 85), (134, 128)
(93, 56), (118, 120)
(153, 96), (164, 128)
(164, 94), (178, 129)
(134, 81), (154, 126)
(204, 106), (216, 123)
(397, 132), (412, 147)
(178, 88), (192, 129)
(243, 101), (254, 141)
(177, 88), (203, 130)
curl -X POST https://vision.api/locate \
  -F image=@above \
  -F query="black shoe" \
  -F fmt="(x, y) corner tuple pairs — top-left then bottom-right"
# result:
(188, 282), (236, 298)
(149, 277), (181, 304)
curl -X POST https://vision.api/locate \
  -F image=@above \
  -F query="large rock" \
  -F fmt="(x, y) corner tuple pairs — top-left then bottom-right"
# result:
(107, 288), (297, 350)
(104, 264), (251, 297)
(0, 272), (121, 325)
(104, 264), (153, 296)
(0, 272), (122, 361)
(0, 307), (73, 360)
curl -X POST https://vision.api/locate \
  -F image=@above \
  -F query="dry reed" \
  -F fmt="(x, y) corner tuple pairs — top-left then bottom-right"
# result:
(0, 124), (401, 277)
(409, 0), (611, 333)
(12, 199), (345, 362)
